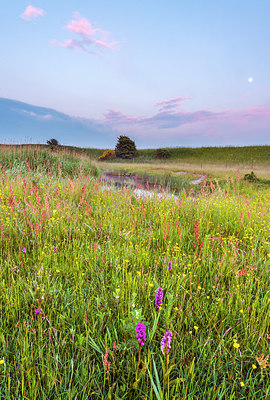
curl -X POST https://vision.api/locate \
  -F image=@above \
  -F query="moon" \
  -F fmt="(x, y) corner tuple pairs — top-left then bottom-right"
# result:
(248, 77), (253, 83)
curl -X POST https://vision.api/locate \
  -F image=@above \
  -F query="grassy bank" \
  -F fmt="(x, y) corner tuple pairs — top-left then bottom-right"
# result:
(131, 145), (270, 165)
(0, 145), (100, 178)
(0, 154), (269, 398)
(2, 144), (270, 168)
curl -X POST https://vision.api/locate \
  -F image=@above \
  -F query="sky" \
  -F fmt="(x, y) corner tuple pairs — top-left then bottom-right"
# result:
(1, 0), (270, 148)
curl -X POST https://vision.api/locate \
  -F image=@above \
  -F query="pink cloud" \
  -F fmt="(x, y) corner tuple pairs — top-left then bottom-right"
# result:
(50, 39), (99, 55)
(52, 12), (116, 55)
(20, 5), (45, 21)
(67, 13), (97, 36)
(104, 110), (140, 124)
(104, 106), (218, 129)
(155, 96), (190, 112)
(102, 102), (270, 146)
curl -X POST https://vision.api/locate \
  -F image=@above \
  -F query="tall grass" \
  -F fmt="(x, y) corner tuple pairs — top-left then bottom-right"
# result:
(3, 144), (270, 167)
(0, 153), (269, 398)
(0, 145), (100, 178)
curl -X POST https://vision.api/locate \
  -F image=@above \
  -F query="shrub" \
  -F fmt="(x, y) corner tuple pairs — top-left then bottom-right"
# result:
(115, 136), (137, 159)
(155, 148), (171, 159)
(47, 138), (60, 147)
(243, 171), (259, 182)
(99, 149), (116, 161)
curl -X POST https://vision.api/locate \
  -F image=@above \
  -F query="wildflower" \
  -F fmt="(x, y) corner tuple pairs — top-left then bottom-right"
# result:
(108, 207), (111, 212)
(238, 269), (248, 276)
(255, 353), (270, 369)
(168, 261), (172, 270)
(0, 359), (4, 364)
(252, 364), (257, 369)
(161, 331), (172, 355)
(240, 382), (245, 387)
(35, 307), (42, 315)
(194, 326), (199, 331)
(22, 247), (26, 253)
(155, 287), (163, 310)
(53, 246), (57, 253)
(136, 322), (146, 346)
(233, 342), (240, 349)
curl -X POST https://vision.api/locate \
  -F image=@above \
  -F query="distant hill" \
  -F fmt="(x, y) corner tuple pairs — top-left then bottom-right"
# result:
(0, 98), (117, 148)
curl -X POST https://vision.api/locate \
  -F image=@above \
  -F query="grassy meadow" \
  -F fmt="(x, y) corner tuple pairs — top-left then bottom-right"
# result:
(0, 146), (269, 399)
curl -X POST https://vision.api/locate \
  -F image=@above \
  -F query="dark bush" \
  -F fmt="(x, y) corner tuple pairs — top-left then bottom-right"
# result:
(47, 138), (60, 146)
(243, 171), (259, 182)
(115, 136), (137, 159)
(155, 148), (171, 159)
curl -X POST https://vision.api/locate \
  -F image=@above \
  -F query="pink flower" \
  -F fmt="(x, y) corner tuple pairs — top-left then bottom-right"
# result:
(136, 322), (146, 346)
(155, 287), (163, 310)
(161, 331), (172, 354)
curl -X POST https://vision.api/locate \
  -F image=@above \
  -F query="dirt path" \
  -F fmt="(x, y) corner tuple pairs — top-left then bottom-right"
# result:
(174, 171), (207, 185)
(190, 174), (207, 185)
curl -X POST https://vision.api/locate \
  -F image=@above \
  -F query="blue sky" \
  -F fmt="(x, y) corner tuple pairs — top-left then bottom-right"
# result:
(1, 1), (270, 147)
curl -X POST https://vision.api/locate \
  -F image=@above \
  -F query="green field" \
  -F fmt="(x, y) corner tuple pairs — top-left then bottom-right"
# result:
(2, 144), (270, 166)
(0, 146), (269, 399)
(132, 145), (270, 165)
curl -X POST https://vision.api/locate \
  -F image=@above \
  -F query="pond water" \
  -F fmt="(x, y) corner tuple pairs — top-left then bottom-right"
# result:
(101, 170), (179, 201)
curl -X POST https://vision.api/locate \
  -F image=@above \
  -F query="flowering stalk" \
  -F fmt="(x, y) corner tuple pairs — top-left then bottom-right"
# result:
(161, 331), (172, 393)
(136, 322), (146, 346)
(155, 288), (163, 311)
(135, 322), (146, 382)
(161, 330), (173, 392)
(161, 330), (172, 356)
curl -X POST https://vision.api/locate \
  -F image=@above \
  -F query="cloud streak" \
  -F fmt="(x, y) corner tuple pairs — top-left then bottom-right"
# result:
(155, 96), (190, 112)
(103, 96), (219, 129)
(20, 5), (45, 21)
(2, 97), (270, 148)
(52, 12), (116, 55)
(102, 97), (270, 146)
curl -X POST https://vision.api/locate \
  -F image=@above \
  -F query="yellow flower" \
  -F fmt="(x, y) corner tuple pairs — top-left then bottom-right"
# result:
(0, 359), (4, 364)
(189, 331), (192, 334)
(252, 364), (257, 369)
(233, 343), (240, 349)
(194, 326), (198, 331)
(239, 309), (244, 314)
(240, 382), (245, 387)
